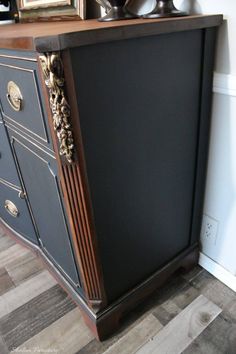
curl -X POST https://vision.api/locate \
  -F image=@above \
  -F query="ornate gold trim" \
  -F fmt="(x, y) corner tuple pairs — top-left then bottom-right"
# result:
(39, 52), (74, 163)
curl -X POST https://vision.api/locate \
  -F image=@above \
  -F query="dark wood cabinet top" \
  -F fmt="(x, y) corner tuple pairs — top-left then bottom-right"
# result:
(0, 15), (222, 52)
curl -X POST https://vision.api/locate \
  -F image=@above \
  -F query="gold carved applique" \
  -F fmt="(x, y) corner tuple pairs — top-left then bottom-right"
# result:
(39, 52), (74, 163)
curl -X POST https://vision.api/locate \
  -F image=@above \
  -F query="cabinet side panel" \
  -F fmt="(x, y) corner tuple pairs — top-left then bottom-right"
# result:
(71, 30), (203, 302)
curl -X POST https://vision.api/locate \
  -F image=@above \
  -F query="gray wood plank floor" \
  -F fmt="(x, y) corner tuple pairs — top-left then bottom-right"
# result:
(0, 227), (235, 354)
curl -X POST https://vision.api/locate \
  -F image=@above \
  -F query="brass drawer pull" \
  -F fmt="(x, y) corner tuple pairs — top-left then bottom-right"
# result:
(6, 81), (23, 112)
(4, 200), (19, 217)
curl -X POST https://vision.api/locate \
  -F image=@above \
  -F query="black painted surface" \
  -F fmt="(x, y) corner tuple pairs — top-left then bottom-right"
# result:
(0, 121), (21, 187)
(10, 130), (80, 287)
(0, 180), (38, 244)
(71, 30), (203, 302)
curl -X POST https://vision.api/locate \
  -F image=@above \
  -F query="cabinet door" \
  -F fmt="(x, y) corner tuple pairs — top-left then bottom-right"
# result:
(0, 121), (38, 244)
(0, 121), (21, 187)
(0, 180), (39, 244)
(9, 130), (80, 287)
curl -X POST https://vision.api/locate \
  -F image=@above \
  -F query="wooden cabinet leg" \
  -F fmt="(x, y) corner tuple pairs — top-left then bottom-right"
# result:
(81, 309), (121, 341)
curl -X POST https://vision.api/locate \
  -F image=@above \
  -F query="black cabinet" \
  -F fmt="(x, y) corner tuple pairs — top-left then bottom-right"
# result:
(0, 15), (223, 340)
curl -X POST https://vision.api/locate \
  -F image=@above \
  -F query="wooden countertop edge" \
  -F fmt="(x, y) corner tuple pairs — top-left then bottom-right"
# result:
(0, 15), (223, 52)
(36, 15), (223, 52)
(0, 37), (35, 51)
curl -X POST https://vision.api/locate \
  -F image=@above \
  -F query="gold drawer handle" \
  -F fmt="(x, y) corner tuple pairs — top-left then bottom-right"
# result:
(4, 200), (19, 217)
(6, 81), (23, 112)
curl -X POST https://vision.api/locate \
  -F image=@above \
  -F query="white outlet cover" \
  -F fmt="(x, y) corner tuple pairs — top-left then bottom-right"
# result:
(201, 214), (219, 246)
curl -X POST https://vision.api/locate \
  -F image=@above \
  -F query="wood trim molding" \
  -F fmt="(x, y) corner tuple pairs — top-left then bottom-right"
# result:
(199, 252), (236, 292)
(213, 72), (236, 97)
(61, 163), (104, 305)
(37, 50), (107, 312)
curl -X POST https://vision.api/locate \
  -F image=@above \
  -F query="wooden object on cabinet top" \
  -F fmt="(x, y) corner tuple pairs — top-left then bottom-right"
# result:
(0, 15), (223, 52)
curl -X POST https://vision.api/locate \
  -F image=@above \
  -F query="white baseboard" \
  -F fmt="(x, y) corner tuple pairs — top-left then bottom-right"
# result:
(213, 72), (236, 97)
(199, 252), (236, 292)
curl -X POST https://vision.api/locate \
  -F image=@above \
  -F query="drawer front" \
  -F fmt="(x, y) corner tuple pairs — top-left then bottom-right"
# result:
(0, 181), (38, 244)
(0, 57), (53, 151)
(0, 121), (21, 187)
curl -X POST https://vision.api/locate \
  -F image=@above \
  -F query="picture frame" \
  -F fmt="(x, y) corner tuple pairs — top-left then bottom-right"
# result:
(17, 0), (86, 22)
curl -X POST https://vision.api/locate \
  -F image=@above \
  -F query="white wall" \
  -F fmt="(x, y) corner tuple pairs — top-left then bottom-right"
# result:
(174, 0), (236, 288)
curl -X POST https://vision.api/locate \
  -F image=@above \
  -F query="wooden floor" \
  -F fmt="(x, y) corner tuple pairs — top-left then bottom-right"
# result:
(0, 227), (235, 354)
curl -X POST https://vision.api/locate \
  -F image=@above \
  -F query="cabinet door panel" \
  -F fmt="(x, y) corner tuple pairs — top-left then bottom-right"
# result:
(10, 134), (80, 286)
(0, 180), (38, 244)
(0, 121), (21, 187)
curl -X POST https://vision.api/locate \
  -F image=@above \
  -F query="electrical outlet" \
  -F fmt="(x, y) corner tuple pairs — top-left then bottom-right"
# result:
(201, 214), (219, 245)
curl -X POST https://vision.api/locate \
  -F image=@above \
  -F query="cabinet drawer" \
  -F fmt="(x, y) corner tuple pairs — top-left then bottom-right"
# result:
(0, 58), (53, 151)
(0, 121), (21, 187)
(0, 181), (38, 245)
